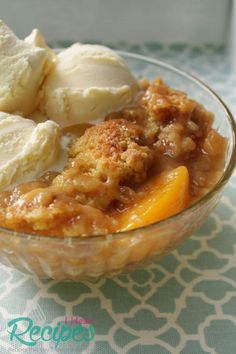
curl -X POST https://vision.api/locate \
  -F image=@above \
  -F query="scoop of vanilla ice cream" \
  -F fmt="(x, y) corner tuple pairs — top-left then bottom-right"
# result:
(40, 44), (138, 127)
(25, 28), (56, 64)
(0, 112), (62, 191)
(0, 20), (53, 116)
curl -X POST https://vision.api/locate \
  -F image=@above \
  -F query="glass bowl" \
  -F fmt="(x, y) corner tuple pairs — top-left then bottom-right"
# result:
(0, 52), (235, 281)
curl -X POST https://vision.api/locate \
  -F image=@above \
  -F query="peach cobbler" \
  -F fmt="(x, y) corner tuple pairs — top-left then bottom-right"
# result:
(0, 21), (227, 237)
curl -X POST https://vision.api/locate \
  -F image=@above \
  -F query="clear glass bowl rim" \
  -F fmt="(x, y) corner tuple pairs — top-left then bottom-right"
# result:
(1, 50), (236, 243)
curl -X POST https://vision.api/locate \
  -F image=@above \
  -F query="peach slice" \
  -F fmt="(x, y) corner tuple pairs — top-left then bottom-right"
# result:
(116, 166), (189, 232)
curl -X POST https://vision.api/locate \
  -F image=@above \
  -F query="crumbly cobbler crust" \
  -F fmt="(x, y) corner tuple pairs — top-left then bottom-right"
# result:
(0, 78), (227, 236)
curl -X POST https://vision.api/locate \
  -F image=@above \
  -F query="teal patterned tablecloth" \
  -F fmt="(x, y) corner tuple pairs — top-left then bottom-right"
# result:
(0, 43), (235, 354)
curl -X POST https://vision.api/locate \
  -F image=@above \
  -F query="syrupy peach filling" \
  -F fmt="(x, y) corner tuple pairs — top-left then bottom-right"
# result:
(0, 78), (227, 237)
